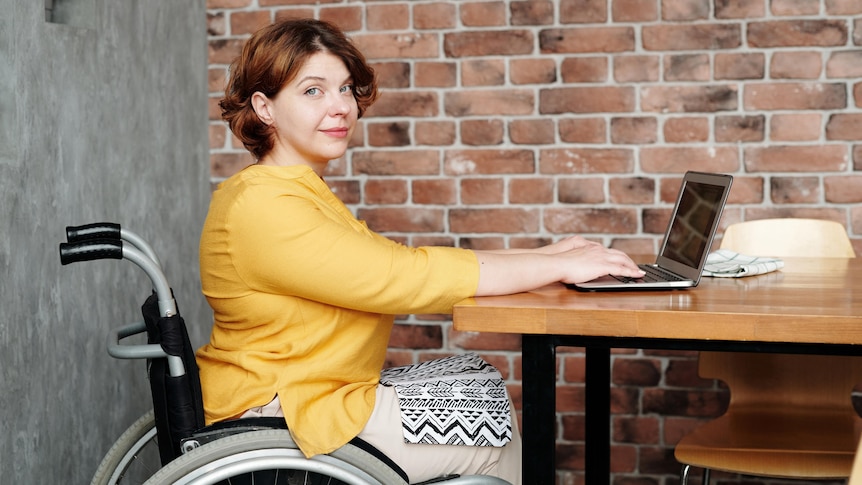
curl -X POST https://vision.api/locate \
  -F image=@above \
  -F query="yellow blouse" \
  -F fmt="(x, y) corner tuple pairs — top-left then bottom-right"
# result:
(196, 164), (479, 457)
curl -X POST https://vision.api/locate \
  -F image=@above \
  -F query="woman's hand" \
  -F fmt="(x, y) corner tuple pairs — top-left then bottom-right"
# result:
(474, 238), (643, 296)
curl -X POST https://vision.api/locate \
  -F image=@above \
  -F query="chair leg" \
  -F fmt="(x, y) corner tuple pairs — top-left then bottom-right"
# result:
(680, 464), (691, 485)
(680, 464), (710, 485)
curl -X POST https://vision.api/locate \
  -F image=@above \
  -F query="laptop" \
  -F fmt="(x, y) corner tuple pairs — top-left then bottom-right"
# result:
(569, 171), (733, 291)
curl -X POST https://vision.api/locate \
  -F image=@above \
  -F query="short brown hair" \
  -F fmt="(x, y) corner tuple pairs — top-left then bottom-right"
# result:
(219, 19), (378, 160)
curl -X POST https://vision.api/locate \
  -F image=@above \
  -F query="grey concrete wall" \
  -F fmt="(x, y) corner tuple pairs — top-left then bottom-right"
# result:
(0, 0), (210, 482)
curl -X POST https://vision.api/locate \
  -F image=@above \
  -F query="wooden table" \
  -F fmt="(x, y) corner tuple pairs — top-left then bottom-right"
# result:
(453, 257), (862, 485)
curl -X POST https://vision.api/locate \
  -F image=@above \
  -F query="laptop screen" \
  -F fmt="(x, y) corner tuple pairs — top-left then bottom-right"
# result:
(660, 181), (727, 268)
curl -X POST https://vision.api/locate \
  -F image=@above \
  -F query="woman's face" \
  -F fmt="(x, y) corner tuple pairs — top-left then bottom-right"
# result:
(253, 51), (358, 169)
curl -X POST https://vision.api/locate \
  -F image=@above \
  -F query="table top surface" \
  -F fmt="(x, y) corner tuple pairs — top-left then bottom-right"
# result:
(453, 257), (862, 345)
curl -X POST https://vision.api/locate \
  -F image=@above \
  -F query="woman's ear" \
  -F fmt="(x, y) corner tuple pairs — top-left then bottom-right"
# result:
(251, 92), (274, 125)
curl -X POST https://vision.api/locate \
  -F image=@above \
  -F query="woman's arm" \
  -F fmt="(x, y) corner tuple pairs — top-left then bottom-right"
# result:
(474, 236), (644, 296)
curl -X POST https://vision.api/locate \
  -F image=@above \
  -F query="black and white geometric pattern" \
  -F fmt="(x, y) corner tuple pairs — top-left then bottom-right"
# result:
(380, 353), (512, 447)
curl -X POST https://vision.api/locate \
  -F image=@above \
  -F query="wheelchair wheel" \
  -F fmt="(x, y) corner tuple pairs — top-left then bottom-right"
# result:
(91, 410), (161, 484)
(142, 429), (408, 485)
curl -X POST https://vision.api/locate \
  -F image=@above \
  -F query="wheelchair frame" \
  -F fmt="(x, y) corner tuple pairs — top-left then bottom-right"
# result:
(60, 222), (512, 485)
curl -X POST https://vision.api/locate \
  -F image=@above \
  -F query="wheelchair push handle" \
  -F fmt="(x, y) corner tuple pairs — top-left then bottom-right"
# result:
(59, 239), (123, 265)
(65, 222), (121, 243)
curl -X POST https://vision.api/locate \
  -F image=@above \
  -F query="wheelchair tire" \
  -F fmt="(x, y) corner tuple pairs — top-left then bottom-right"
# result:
(142, 429), (409, 485)
(91, 410), (161, 485)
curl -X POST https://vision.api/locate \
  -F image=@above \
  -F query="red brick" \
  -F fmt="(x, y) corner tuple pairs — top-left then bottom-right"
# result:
(826, 51), (862, 78)
(544, 208), (640, 234)
(461, 178), (505, 204)
(510, 0), (554, 25)
(540, 27), (635, 53)
(539, 148), (633, 174)
(444, 30), (533, 57)
(642, 388), (727, 417)
(770, 50), (823, 79)
(228, 10), (271, 35)
(664, 54), (709, 81)
(613, 55), (660, 82)
(389, 325), (443, 348)
(541, 87), (636, 113)
(509, 119), (556, 145)
(744, 145), (849, 172)
(319, 6), (362, 31)
(826, 114), (862, 140)
(641, 85), (738, 113)
(855, 82), (862, 108)
(559, 178), (606, 204)
(560, 0), (607, 23)
(412, 179), (456, 205)
(328, 179), (358, 204)
(510, 58), (557, 84)
(461, 60), (505, 86)
(367, 121), (410, 147)
(640, 146), (739, 173)
(771, 176), (820, 204)
(613, 358), (661, 386)
(415, 62), (456, 88)
(366, 4), (408, 30)
(561, 414), (586, 441)
(366, 92), (439, 118)
(770, 113), (822, 141)
(748, 20), (848, 48)
(643, 24), (741, 51)
(461, 119), (504, 146)
(413, 3), (456, 29)
(211, 152), (254, 178)
(415, 121), (456, 146)
(662, 0), (709, 20)
(559, 118), (607, 144)
(612, 0), (658, 22)
(352, 150), (441, 175)
(273, 8), (316, 24)
(371, 62), (410, 89)
(208, 38), (245, 65)
(825, 176), (862, 203)
(358, 207), (444, 233)
(460, 1), (507, 27)
(509, 178), (555, 204)
(663, 117), (709, 143)
(352, 33), (438, 60)
(609, 177), (656, 204)
(665, 358), (711, 388)
(744, 82), (846, 110)
(613, 416), (660, 444)
(444, 149), (535, 175)
(826, 0), (862, 14)
(209, 124), (227, 149)
(560, 57), (608, 83)
(448, 330), (522, 351)
(715, 52), (765, 80)
(445, 90), (534, 116)
(772, 0), (820, 15)
(715, 115), (765, 143)
(364, 179), (407, 204)
(715, 0), (766, 18)
(449, 208), (540, 233)
(611, 117), (658, 144)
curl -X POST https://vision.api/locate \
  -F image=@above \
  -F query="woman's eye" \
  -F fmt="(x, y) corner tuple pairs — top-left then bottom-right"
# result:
(340, 85), (353, 94)
(305, 87), (320, 96)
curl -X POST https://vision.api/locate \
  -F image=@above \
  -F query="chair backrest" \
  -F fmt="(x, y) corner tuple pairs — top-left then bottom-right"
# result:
(720, 218), (856, 258)
(703, 218), (860, 410)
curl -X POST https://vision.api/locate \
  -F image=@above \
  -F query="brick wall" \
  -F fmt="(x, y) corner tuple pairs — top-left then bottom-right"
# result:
(206, 1), (862, 484)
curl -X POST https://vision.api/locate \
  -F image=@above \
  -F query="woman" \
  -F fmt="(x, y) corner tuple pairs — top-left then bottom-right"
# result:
(197, 18), (644, 484)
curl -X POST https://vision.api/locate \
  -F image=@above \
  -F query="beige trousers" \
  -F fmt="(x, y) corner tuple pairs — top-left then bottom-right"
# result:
(242, 385), (522, 485)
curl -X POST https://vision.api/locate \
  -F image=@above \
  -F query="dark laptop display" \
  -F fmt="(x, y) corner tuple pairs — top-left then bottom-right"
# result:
(570, 171), (733, 291)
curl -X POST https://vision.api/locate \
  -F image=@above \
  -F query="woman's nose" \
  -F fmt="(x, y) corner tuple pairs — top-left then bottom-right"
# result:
(329, 94), (352, 116)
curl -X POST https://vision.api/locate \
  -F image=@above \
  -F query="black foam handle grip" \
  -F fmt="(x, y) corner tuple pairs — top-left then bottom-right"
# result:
(59, 240), (123, 265)
(65, 223), (121, 243)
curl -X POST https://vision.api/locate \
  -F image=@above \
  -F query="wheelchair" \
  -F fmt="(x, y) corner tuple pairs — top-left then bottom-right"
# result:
(59, 223), (512, 485)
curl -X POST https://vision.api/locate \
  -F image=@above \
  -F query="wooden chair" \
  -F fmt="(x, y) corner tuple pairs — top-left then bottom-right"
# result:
(674, 218), (861, 484)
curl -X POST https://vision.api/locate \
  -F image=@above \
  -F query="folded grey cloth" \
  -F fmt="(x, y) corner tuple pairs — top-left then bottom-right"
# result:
(702, 249), (784, 278)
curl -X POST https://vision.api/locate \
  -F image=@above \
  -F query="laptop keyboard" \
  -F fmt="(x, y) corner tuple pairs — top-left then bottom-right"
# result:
(614, 264), (686, 283)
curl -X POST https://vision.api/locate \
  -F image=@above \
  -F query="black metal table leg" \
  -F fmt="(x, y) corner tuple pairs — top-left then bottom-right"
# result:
(521, 335), (557, 484)
(584, 346), (611, 485)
